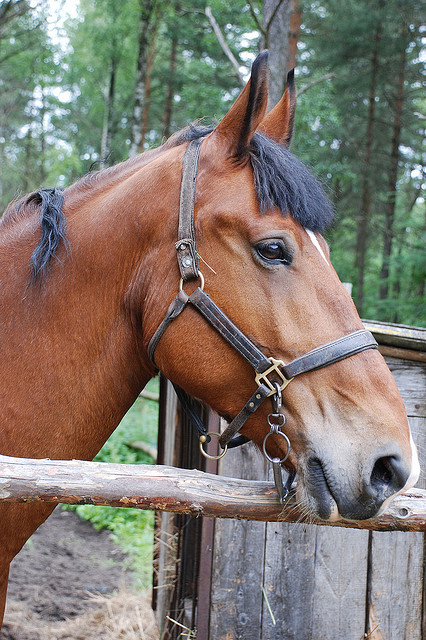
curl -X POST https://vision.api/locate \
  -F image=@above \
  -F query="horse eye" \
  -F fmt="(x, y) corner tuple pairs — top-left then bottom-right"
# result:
(255, 241), (292, 266)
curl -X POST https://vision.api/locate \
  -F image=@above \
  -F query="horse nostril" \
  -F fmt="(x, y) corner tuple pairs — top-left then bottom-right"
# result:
(371, 458), (393, 487)
(370, 455), (407, 494)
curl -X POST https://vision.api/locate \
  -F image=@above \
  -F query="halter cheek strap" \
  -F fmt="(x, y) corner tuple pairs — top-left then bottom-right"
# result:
(148, 283), (377, 447)
(147, 139), (378, 452)
(176, 139), (202, 281)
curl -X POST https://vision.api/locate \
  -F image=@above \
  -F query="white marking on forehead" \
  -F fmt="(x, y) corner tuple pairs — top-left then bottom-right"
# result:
(305, 228), (328, 264)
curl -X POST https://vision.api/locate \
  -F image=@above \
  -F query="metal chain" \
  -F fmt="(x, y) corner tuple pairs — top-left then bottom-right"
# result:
(263, 382), (293, 504)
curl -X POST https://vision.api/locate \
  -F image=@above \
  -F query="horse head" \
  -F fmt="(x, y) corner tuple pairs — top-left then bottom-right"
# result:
(145, 52), (419, 521)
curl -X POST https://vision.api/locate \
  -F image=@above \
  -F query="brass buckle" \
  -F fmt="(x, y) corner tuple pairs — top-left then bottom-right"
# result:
(255, 358), (293, 397)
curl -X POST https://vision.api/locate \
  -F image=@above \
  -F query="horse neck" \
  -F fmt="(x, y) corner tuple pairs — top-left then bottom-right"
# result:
(0, 145), (183, 461)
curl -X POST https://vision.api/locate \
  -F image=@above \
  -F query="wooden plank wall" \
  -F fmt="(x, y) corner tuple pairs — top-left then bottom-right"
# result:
(155, 376), (211, 640)
(367, 358), (425, 640)
(207, 356), (425, 640)
(155, 352), (425, 640)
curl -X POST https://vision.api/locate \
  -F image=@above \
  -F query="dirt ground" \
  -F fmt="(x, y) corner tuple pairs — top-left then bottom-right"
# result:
(0, 507), (158, 640)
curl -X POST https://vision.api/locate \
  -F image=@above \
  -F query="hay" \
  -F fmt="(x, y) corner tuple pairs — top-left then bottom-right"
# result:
(2, 586), (158, 640)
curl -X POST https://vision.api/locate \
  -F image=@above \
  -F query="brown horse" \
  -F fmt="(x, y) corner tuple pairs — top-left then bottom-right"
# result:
(0, 52), (419, 625)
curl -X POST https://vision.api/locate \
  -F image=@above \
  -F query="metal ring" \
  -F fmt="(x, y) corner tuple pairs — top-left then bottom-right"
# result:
(179, 271), (204, 292)
(262, 429), (291, 464)
(199, 431), (228, 460)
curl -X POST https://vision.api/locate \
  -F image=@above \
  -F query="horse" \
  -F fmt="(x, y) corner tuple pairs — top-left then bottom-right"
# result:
(0, 51), (419, 626)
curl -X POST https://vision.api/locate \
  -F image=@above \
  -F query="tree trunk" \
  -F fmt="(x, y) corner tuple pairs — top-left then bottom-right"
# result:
(100, 57), (117, 169)
(140, 26), (157, 150)
(378, 24), (407, 303)
(129, 0), (156, 158)
(39, 85), (47, 184)
(354, 23), (381, 315)
(262, 0), (294, 107)
(391, 241), (403, 323)
(161, 20), (178, 139)
(288, 0), (301, 70)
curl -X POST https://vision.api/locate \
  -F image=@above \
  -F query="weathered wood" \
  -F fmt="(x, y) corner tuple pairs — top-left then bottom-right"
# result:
(366, 415), (426, 640)
(0, 454), (424, 530)
(363, 320), (426, 351)
(385, 356), (426, 417)
(261, 455), (370, 640)
(367, 531), (424, 640)
(311, 527), (369, 638)
(209, 433), (268, 638)
(262, 489), (369, 639)
(154, 376), (178, 639)
(380, 344), (426, 363)
(262, 522), (317, 639)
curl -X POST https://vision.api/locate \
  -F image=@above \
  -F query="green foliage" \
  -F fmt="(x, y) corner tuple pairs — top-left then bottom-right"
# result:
(93, 387), (158, 466)
(298, 0), (425, 324)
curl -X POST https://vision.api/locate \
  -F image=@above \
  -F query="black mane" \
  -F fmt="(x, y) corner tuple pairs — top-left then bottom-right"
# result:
(179, 125), (335, 232)
(26, 188), (68, 282)
(19, 124), (334, 282)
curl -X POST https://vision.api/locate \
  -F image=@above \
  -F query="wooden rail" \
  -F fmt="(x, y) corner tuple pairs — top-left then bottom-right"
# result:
(0, 455), (424, 531)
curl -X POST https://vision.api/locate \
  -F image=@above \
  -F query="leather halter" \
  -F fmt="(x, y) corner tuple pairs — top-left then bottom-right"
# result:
(148, 138), (378, 454)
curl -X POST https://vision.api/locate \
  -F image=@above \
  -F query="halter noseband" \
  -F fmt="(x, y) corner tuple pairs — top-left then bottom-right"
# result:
(147, 139), (378, 500)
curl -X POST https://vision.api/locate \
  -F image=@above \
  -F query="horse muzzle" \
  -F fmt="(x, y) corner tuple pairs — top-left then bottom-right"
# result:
(298, 443), (418, 521)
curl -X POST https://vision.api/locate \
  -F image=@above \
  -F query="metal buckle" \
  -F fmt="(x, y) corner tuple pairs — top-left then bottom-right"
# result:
(254, 357), (293, 397)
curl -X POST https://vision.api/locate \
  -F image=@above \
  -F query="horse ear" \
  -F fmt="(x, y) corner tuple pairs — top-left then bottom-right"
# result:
(258, 69), (296, 148)
(210, 51), (269, 158)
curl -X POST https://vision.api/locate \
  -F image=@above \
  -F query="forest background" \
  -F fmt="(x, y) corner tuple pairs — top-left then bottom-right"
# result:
(0, 0), (424, 325)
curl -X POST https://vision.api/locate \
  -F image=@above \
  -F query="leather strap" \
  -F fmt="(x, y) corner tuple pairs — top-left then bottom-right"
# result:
(176, 139), (202, 281)
(148, 290), (189, 365)
(171, 382), (208, 439)
(172, 381), (251, 450)
(282, 329), (377, 378)
(148, 287), (378, 447)
(189, 288), (271, 374)
(219, 383), (270, 448)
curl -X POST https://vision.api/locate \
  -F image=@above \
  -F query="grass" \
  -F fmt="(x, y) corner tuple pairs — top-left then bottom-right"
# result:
(62, 377), (160, 589)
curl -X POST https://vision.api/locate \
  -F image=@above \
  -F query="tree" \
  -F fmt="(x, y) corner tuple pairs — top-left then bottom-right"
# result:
(1, 0), (423, 326)
(129, 0), (160, 157)
(298, 0), (424, 323)
(247, 0), (301, 106)
(0, 0), (58, 209)
(354, 17), (382, 316)
(58, 0), (141, 170)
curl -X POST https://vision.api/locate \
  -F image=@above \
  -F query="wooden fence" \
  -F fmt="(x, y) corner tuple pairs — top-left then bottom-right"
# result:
(155, 321), (425, 640)
(0, 456), (424, 529)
